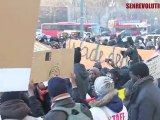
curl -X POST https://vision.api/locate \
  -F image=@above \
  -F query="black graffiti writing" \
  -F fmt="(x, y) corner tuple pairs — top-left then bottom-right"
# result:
(68, 40), (129, 67)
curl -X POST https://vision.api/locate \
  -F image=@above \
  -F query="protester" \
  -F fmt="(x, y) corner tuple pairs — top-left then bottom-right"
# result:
(145, 39), (155, 50)
(89, 76), (128, 120)
(153, 38), (160, 56)
(88, 67), (100, 98)
(121, 37), (140, 66)
(93, 61), (102, 71)
(107, 38), (116, 46)
(34, 82), (51, 114)
(0, 82), (44, 120)
(100, 67), (109, 76)
(74, 47), (89, 100)
(44, 77), (93, 120)
(116, 34), (123, 47)
(108, 67), (130, 90)
(127, 62), (160, 120)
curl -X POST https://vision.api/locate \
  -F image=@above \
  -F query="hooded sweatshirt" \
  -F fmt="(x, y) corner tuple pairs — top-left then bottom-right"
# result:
(0, 99), (31, 119)
(74, 63), (89, 100)
(89, 89), (128, 120)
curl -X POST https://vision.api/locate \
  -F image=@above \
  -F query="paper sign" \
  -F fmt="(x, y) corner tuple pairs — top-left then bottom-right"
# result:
(31, 49), (74, 83)
(146, 55), (160, 80)
(0, 0), (40, 92)
(0, 68), (31, 92)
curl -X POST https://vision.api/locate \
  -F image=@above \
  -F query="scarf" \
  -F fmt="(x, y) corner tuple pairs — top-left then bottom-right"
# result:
(37, 86), (48, 101)
(128, 75), (154, 107)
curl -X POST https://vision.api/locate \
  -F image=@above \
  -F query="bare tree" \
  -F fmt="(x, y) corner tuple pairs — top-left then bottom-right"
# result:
(84, 0), (110, 24)
(40, 0), (71, 22)
(84, 0), (127, 24)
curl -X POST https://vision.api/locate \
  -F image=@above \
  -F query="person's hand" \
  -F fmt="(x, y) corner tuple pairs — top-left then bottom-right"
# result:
(107, 59), (115, 68)
(28, 80), (35, 97)
(120, 50), (125, 55)
(38, 82), (46, 90)
(70, 73), (77, 88)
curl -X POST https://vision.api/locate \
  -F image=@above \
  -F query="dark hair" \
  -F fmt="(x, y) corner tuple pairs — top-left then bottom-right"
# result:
(74, 47), (81, 63)
(127, 37), (134, 45)
(93, 62), (102, 70)
(129, 62), (149, 78)
(1, 92), (21, 103)
(100, 67), (109, 76)
(109, 68), (120, 79)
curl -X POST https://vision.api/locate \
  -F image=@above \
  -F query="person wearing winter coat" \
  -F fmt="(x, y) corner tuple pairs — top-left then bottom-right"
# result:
(153, 39), (160, 57)
(0, 83), (44, 120)
(74, 47), (89, 100)
(121, 37), (140, 66)
(89, 76), (128, 120)
(44, 77), (93, 120)
(87, 67), (100, 98)
(127, 62), (160, 120)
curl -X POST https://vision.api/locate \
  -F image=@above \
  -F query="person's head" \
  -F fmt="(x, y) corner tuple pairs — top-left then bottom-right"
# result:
(93, 62), (102, 70)
(74, 47), (81, 63)
(89, 67), (100, 81)
(157, 38), (160, 50)
(117, 34), (121, 39)
(127, 37), (134, 46)
(108, 68), (120, 81)
(100, 67), (109, 76)
(129, 62), (149, 82)
(94, 76), (114, 97)
(48, 77), (68, 102)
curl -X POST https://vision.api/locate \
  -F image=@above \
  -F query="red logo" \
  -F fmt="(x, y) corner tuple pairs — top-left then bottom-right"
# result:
(126, 3), (160, 9)
(112, 112), (125, 120)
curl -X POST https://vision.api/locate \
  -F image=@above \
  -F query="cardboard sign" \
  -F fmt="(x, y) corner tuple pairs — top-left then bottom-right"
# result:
(50, 49), (74, 78)
(146, 55), (160, 80)
(0, 0), (40, 92)
(66, 40), (154, 69)
(31, 48), (74, 83)
(34, 41), (51, 52)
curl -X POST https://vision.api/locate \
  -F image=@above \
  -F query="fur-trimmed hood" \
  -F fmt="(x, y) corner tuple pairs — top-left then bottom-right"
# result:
(89, 89), (123, 113)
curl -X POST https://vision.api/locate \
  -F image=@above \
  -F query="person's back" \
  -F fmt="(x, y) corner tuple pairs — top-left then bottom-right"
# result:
(89, 76), (128, 120)
(90, 105), (128, 120)
(128, 62), (160, 120)
(74, 47), (89, 100)
(0, 92), (43, 120)
(44, 77), (92, 120)
(45, 98), (92, 120)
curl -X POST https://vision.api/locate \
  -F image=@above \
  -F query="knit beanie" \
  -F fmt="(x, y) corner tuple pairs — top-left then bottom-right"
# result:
(74, 47), (81, 63)
(48, 77), (67, 98)
(94, 76), (114, 96)
(129, 62), (149, 78)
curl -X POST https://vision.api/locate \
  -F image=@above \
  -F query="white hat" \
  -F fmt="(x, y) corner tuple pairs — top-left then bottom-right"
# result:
(94, 76), (114, 96)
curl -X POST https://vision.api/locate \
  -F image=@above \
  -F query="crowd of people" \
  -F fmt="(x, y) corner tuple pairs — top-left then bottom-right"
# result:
(84, 34), (160, 50)
(0, 36), (160, 120)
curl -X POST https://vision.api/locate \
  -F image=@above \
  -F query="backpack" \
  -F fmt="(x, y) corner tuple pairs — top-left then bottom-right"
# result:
(52, 103), (91, 120)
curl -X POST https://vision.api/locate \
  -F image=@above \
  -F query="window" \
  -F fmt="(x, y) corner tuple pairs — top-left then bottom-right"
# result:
(42, 25), (52, 30)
